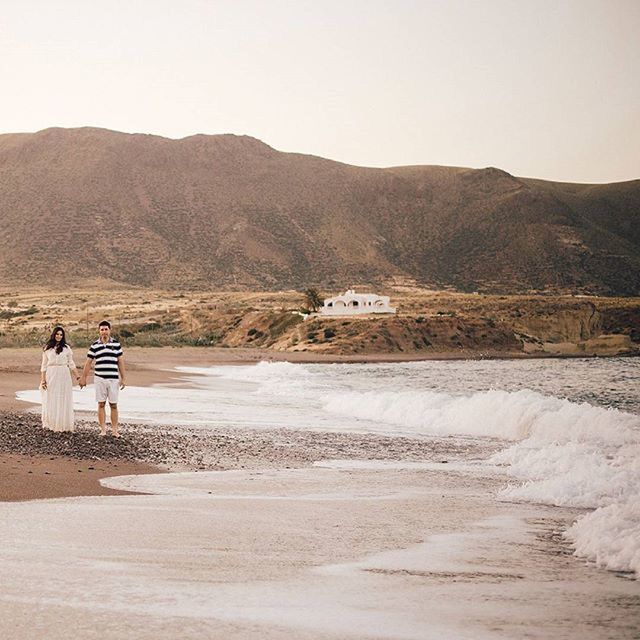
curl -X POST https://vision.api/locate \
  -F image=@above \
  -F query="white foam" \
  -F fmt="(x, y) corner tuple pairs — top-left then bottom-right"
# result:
(175, 363), (640, 578)
(490, 407), (640, 577)
(313, 458), (492, 475)
(176, 361), (315, 397)
(317, 515), (529, 577)
(565, 501), (640, 575)
(0, 482), (474, 640)
(101, 468), (418, 502)
(15, 358), (640, 577)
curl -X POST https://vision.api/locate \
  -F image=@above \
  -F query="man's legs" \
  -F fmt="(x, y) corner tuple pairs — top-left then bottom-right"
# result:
(97, 402), (107, 435)
(109, 403), (119, 437)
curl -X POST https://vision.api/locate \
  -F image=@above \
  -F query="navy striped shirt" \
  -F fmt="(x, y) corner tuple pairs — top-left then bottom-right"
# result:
(88, 338), (123, 379)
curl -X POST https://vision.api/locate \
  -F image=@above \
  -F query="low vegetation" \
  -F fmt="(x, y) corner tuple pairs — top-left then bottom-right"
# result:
(0, 287), (638, 357)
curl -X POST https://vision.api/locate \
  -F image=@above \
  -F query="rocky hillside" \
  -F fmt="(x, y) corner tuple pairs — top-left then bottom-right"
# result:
(178, 296), (639, 357)
(1, 127), (638, 294)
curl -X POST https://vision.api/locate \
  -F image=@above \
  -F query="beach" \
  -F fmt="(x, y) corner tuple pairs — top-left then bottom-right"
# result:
(1, 347), (638, 638)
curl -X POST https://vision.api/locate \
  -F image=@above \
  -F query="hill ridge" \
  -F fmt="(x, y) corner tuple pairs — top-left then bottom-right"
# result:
(0, 127), (638, 294)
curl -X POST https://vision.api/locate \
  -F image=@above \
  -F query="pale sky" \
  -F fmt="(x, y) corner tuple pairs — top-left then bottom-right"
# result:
(1, 0), (638, 183)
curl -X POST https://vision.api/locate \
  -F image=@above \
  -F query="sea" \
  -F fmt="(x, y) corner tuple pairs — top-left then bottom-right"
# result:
(17, 356), (640, 577)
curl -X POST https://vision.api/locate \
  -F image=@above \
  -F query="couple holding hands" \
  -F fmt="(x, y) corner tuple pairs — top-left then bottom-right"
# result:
(40, 320), (126, 437)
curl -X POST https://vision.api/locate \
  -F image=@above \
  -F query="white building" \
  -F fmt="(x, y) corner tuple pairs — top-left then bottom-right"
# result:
(320, 289), (396, 316)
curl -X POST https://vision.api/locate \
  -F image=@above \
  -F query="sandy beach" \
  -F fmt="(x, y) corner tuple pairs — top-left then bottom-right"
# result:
(1, 347), (638, 639)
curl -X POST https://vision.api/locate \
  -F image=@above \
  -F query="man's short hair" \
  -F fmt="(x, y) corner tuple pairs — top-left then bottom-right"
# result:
(98, 320), (111, 329)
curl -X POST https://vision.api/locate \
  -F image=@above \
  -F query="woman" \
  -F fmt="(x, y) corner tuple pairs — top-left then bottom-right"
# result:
(40, 326), (80, 431)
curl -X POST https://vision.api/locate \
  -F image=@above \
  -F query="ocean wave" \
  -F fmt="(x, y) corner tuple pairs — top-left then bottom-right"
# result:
(490, 406), (639, 578)
(196, 360), (310, 381)
(324, 386), (640, 577)
(324, 388), (639, 441)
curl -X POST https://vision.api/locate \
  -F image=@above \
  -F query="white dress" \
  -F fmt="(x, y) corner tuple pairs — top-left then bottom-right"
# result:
(41, 346), (76, 432)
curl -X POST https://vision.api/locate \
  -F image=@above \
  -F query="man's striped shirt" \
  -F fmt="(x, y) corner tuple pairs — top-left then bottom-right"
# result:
(87, 338), (123, 379)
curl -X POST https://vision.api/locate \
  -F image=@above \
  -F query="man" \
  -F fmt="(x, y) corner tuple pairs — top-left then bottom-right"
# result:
(80, 320), (126, 437)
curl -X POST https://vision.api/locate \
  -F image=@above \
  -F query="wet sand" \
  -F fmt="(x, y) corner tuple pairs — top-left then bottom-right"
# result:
(0, 452), (159, 501)
(1, 441), (638, 639)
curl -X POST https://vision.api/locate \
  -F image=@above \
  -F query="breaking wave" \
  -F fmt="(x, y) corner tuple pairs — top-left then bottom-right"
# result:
(325, 386), (640, 576)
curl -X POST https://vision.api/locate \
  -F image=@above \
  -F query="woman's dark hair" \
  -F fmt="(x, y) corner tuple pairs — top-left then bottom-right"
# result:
(44, 326), (67, 354)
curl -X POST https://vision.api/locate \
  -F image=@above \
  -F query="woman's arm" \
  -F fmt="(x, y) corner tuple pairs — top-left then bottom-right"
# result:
(40, 351), (48, 389)
(67, 347), (81, 384)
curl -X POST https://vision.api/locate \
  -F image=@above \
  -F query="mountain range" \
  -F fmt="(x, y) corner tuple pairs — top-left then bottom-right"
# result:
(0, 127), (638, 294)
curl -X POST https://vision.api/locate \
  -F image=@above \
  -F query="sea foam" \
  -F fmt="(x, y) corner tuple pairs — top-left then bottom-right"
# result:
(17, 358), (640, 576)
(124, 360), (640, 578)
(491, 409), (639, 577)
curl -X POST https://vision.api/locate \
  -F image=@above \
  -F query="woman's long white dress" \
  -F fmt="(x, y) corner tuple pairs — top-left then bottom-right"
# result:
(41, 346), (76, 432)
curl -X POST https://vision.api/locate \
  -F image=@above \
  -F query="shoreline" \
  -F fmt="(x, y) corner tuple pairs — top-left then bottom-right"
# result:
(2, 345), (638, 502)
(1, 353), (638, 637)
(1, 410), (493, 501)
(2, 344), (637, 414)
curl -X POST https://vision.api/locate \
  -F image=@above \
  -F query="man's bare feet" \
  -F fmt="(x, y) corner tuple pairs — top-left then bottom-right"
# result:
(112, 431), (121, 438)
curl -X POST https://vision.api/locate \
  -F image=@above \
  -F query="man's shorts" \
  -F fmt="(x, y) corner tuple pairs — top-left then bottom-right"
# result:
(95, 377), (120, 404)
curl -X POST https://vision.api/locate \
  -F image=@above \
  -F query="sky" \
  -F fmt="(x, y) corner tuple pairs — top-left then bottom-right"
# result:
(1, 0), (638, 183)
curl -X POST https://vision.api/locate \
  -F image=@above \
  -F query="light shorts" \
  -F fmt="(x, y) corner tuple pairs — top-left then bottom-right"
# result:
(95, 376), (120, 404)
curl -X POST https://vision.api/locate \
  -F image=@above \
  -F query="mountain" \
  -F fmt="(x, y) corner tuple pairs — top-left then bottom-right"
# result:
(0, 127), (638, 294)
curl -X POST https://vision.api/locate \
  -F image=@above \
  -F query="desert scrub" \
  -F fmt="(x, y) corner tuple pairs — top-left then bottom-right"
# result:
(190, 333), (220, 346)
(0, 305), (38, 319)
(0, 326), (47, 348)
(266, 311), (303, 338)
